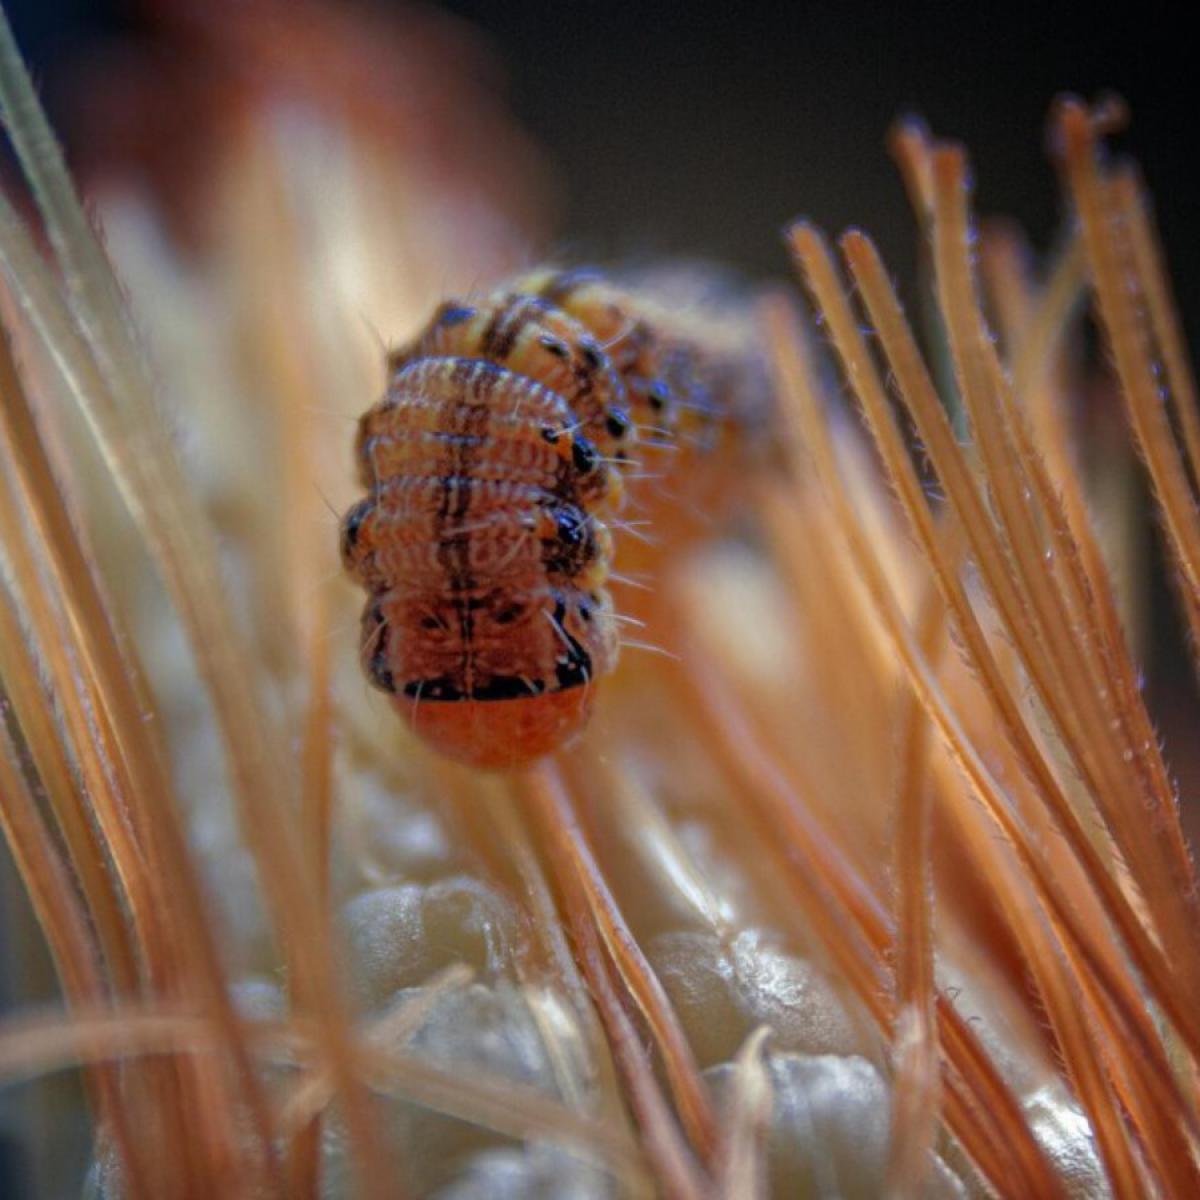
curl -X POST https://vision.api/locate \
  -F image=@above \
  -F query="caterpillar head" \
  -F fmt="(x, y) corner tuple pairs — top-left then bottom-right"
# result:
(362, 586), (618, 768)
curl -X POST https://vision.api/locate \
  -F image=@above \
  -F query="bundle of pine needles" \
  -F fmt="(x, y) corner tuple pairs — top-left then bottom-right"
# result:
(1, 3), (1197, 1197)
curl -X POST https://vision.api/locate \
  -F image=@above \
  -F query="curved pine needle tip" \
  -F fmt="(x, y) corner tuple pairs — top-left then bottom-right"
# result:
(1, 5), (1198, 1195)
(782, 217), (815, 242)
(1048, 91), (1130, 152)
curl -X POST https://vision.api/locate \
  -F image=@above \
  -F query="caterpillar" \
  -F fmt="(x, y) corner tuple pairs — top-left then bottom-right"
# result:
(340, 266), (773, 768)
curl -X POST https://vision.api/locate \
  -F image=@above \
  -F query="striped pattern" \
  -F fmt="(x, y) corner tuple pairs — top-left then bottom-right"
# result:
(341, 269), (772, 766)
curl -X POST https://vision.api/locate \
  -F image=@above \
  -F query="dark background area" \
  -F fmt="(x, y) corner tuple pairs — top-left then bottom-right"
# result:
(443, 1), (1195, 314)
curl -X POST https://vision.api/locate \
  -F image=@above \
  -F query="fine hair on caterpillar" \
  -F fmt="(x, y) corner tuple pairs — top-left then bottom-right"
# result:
(341, 266), (774, 768)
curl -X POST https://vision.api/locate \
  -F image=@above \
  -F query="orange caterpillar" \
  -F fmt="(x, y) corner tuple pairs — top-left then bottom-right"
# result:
(341, 267), (772, 768)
